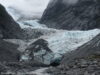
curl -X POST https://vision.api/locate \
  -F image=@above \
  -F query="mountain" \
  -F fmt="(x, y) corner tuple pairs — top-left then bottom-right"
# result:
(0, 4), (22, 39)
(40, 0), (100, 30)
(61, 33), (100, 65)
(0, 40), (20, 62)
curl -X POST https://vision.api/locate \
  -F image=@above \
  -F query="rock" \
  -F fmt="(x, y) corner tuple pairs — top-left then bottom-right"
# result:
(0, 40), (21, 62)
(0, 4), (23, 39)
(21, 39), (54, 65)
(0, 63), (7, 74)
(84, 71), (90, 75)
(22, 28), (56, 39)
(48, 58), (100, 75)
(40, 0), (100, 30)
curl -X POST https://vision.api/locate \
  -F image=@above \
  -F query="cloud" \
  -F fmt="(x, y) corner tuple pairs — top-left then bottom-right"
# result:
(0, 0), (50, 20)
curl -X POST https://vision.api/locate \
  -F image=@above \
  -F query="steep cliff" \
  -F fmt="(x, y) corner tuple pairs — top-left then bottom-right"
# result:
(0, 4), (22, 38)
(40, 0), (100, 30)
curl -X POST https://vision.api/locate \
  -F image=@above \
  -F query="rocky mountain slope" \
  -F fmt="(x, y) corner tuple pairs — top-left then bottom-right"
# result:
(0, 4), (22, 39)
(0, 4), (45, 39)
(61, 33), (100, 65)
(40, 0), (100, 30)
(0, 40), (20, 62)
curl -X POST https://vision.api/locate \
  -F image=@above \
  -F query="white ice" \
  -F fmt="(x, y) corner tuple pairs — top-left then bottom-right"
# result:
(30, 68), (50, 75)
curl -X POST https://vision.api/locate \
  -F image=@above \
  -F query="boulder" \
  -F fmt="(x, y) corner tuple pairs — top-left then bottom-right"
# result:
(21, 39), (54, 65)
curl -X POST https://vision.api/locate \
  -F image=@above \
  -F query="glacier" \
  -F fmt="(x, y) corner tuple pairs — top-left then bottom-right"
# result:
(1, 2), (100, 64)
(41, 29), (100, 59)
(18, 20), (100, 64)
(20, 20), (100, 56)
(18, 20), (47, 29)
(3, 16), (100, 64)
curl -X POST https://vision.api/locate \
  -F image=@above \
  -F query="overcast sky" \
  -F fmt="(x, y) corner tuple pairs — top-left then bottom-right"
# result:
(0, 0), (50, 20)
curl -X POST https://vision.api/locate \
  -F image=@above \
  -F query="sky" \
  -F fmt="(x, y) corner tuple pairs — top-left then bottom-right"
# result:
(0, 0), (79, 20)
(0, 0), (50, 20)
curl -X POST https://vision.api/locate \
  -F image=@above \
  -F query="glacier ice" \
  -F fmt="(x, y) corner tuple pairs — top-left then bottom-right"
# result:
(18, 20), (47, 29)
(1, 3), (99, 63)
(41, 29), (100, 60)
(17, 19), (100, 64)
(4, 18), (100, 64)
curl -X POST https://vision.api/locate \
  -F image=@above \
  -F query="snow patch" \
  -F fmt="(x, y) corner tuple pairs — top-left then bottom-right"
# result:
(30, 68), (49, 75)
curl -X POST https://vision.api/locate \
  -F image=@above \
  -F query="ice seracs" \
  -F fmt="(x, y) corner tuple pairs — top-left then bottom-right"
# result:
(20, 27), (100, 64)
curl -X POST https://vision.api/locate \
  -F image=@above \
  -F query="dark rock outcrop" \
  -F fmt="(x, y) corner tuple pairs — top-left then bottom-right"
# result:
(0, 40), (20, 62)
(21, 39), (54, 65)
(47, 58), (100, 75)
(40, 0), (100, 30)
(0, 4), (22, 39)
(26, 39), (52, 53)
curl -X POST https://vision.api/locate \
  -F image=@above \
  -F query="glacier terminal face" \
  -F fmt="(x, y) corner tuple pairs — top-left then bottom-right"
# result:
(17, 19), (100, 64)
(15, 19), (100, 64)
(43, 29), (100, 59)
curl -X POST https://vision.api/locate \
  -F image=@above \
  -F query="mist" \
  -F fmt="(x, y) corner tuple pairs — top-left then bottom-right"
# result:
(0, 0), (50, 20)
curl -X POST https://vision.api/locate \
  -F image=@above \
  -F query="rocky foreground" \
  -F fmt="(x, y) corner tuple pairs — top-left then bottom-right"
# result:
(0, 63), (48, 75)
(47, 56), (100, 75)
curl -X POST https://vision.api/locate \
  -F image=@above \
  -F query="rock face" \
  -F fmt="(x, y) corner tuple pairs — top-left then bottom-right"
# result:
(0, 4), (22, 39)
(40, 0), (100, 30)
(61, 33), (100, 65)
(0, 40), (20, 62)
(21, 39), (54, 65)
